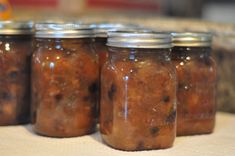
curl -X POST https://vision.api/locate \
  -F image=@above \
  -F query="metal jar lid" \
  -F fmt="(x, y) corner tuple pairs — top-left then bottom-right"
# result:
(0, 21), (33, 35)
(107, 31), (172, 49)
(35, 22), (94, 38)
(91, 23), (143, 38)
(172, 32), (212, 47)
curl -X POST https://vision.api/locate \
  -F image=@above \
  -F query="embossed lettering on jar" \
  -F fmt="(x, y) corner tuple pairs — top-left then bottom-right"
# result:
(0, 21), (33, 125)
(171, 32), (217, 136)
(32, 23), (98, 137)
(100, 31), (177, 151)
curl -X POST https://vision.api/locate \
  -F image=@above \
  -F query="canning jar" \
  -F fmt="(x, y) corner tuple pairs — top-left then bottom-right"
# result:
(0, 21), (33, 125)
(32, 23), (98, 137)
(93, 23), (142, 121)
(100, 31), (176, 151)
(171, 32), (217, 136)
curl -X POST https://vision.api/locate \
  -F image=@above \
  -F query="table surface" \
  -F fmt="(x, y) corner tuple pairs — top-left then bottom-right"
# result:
(0, 112), (235, 156)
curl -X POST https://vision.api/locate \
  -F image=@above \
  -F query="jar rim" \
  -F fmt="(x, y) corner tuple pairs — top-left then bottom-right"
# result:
(35, 22), (94, 38)
(107, 30), (172, 49)
(0, 21), (34, 35)
(172, 32), (212, 47)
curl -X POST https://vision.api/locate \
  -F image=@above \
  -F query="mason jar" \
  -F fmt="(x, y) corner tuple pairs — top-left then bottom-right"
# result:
(171, 32), (217, 136)
(92, 23), (142, 122)
(100, 31), (177, 151)
(32, 23), (98, 137)
(0, 21), (33, 125)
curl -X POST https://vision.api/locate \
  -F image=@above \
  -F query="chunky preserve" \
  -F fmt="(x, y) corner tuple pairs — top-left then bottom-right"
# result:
(93, 23), (141, 121)
(172, 32), (217, 136)
(32, 23), (98, 137)
(0, 21), (32, 125)
(100, 31), (176, 151)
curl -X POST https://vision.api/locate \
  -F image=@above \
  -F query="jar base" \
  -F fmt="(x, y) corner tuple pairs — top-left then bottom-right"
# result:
(177, 117), (215, 136)
(101, 134), (175, 151)
(33, 125), (97, 138)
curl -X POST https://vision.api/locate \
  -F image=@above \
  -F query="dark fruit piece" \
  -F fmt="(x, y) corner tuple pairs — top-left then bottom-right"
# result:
(163, 96), (170, 103)
(150, 127), (159, 136)
(89, 81), (98, 93)
(54, 94), (63, 102)
(8, 71), (18, 79)
(166, 109), (176, 123)
(108, 83), (116, 101)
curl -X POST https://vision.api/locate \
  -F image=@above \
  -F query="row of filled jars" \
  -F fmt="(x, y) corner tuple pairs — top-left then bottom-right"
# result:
(0, 21), (216, 151)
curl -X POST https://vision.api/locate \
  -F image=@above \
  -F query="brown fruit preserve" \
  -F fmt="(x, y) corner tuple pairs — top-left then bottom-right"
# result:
(0, 21), (33, 125)
(94, 37), (108, 70)
(32, 23), (98, 137)
(100, 31), (176, 151)
(172, 32), (217, 136)
(93, 23), (141, 122)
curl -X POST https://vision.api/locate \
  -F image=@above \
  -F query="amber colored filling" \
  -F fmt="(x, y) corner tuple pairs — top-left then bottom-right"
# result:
(172, 47), (217, 136)
(94, 38), (108, 70)
(31, 39), (98, 137)
(0, 37), (31, 125)
(100, 49), (176, 151)
(93, 38), (108, 121)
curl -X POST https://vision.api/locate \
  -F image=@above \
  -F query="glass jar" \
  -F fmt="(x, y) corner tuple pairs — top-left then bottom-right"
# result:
(32, 23), (98, 137)
(100, 31), (176, 151)
(171, 32), (217, 136)
(0, 21), (33, 125)
(93, 23), (142, 122)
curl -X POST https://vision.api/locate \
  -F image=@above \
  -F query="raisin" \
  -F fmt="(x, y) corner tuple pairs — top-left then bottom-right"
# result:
(166, 109), (176, 123)
(163, 95), (170, 103)
(54, 94), (63, 102)
(8, 71), (18, 79)
(89, 81), (98, 93)
(108, 83), (116, 101)
(150, 127), (159, 136)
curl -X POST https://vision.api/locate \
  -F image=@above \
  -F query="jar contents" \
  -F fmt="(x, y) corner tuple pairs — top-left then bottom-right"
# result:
(32, 23), (98, 137)
(172, 33), (217, 136)
(93, 23), (141, 122)
(94, 37), (108, 70)
(100, 31), (176, 151)
(0, 21), (32, 125)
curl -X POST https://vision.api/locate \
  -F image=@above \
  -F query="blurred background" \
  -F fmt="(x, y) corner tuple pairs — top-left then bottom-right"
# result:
(0, 0), (233, 23)
(1, 0), (235, 113)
